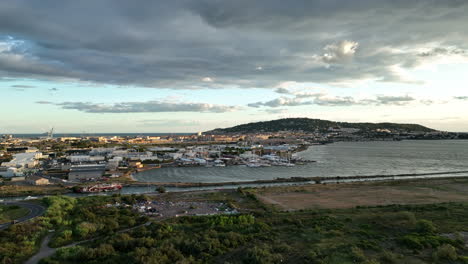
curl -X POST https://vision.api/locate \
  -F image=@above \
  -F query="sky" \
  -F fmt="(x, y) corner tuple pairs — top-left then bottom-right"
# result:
(1, 0), (468, 133)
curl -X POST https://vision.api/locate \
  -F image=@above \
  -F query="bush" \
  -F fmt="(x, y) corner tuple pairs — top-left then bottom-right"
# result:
(242, 244), (283, 264)
(380, 250), (400, 264)
(399, 235), (423, 250)
(348, 246), (367, 262)
(416, 220), (436, 234)
(432, 244), (458, 262)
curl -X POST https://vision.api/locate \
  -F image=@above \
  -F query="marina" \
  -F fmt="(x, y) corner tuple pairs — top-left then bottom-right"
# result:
(134, 140), (468, 183)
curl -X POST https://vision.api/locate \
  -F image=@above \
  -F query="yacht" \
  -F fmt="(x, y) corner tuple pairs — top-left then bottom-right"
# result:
(247, 163), (261, 168)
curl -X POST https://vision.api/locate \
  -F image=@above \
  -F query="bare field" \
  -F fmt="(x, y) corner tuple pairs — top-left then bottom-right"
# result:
(254, 178), (468, 210)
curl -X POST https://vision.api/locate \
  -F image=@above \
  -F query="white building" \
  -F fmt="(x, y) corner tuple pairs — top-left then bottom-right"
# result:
(1, 152), (42, 169)
(0, 167), (18, 177)
(68, 155), (105, 163)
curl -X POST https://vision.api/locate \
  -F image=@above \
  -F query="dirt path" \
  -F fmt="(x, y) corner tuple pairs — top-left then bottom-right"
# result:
(25, 233), (54, 264)
(255, 194), (289, 210)
(25, 222), (152, 264)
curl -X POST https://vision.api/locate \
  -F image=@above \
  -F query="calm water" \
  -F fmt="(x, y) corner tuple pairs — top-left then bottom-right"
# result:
(134, 140), (468, 183)
(11, 133), (193, 138)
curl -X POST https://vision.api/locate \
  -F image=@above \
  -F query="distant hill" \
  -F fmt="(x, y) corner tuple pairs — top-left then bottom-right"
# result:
(205, 118), (436, 134)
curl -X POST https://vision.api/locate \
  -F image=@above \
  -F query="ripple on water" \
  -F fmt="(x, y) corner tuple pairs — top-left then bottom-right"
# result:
(134, 140), (468, 183)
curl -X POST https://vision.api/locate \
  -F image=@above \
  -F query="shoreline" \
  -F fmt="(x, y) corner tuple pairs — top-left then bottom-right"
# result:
(1, 171), (468, 199)
(126, 170), (468, 188)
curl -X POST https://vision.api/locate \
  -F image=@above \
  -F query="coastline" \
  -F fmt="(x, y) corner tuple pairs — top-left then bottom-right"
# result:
(2, 171), (468, 199)
(125, 170), (468, 188)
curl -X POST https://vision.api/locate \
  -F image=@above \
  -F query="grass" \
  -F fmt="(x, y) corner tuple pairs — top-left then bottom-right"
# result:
(0, 204), (29, 224)
(0, 185), (69, 197)
(253, 178), (468, 210)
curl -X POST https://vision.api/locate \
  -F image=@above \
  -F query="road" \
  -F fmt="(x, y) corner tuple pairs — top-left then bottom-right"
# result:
(24, 233), (54, 264)
(25, 221), (152, 264)
(0, 201), (46, 230)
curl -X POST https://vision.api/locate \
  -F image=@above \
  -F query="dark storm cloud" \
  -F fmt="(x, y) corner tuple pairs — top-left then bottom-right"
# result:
(40, 100), (240, 113)
(1, 1), (468, 88)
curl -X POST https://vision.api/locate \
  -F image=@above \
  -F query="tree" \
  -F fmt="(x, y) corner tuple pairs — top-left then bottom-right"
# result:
(416, 219), (437, 234)
(156, 186), (166, 193)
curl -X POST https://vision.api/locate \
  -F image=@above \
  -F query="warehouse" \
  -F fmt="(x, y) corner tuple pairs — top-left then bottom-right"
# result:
(68, 164), (106, 181)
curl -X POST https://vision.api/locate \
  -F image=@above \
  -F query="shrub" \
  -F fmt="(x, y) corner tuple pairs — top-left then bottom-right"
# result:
(156, 186), (166, 193)
(380, 250), (400, 264)
(416, 220), (436, 234)
(432, 244), (458, 262)
(399, 235), (423, 250)
(350, 246), (367, 262)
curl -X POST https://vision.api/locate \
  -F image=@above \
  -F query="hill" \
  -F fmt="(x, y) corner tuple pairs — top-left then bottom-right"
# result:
(205, 118), (436, 134)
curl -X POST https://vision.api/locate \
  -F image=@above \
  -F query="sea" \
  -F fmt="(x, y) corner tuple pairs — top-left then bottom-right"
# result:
(134, 140), (468, 183)
(10, 133), (194, 138)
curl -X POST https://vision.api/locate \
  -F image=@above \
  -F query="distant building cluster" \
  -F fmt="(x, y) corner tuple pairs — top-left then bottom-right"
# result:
(0, 128), (465, 187)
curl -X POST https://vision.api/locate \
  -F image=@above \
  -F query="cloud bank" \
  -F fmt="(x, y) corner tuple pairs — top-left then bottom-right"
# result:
(0, 1), (467, 89)
(37, 100), (240, 113)
(248, 92), (419, 108)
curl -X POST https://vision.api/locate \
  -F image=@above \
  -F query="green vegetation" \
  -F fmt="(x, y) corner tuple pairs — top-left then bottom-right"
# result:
(2, 191), (468, 264)
(40, 195), (468, 264)
(156, 186), (166, 193)
(44, 195), (148, 248)
(0, 194), (148, 264)
(207, 118), (435, 134)
(0, 204), (29, 224)
(0, 185), (69, 197)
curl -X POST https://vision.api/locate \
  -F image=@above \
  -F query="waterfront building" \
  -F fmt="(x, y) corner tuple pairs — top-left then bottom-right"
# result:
(27, 176), (50, 185)
(68, 164), (106, 181)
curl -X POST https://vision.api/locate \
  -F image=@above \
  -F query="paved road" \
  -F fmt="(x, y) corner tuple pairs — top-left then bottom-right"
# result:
(0, 201), (46, 230)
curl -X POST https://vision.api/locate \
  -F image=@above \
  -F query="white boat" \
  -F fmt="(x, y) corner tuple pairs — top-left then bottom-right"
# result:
(24, 196), (38, 200)
(247, 163), (261, 168)
(214, 159), (225, 167)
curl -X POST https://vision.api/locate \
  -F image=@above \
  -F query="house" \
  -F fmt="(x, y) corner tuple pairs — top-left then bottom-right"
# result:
(27, 176), (50, 185)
